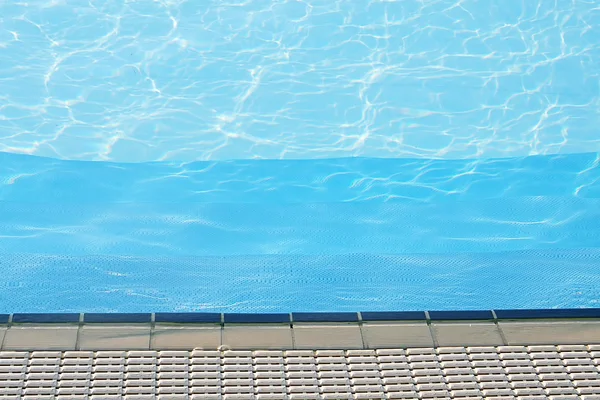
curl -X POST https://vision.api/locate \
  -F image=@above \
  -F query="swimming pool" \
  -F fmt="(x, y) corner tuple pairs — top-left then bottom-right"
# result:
(0, 0), (599, 312)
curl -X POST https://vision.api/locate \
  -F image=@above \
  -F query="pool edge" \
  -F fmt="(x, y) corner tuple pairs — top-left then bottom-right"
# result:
(1, 309), (599, 351)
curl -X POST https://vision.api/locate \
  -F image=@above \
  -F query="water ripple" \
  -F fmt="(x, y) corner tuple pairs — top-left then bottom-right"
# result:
(1, 152), (598, 203)
(0, 0), (599, 161)
(1, 250), (599, 312)
(0, 196), (598, 256)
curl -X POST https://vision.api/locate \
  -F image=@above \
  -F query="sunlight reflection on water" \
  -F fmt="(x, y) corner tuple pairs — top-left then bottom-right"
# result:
(0, 0), (599, 161)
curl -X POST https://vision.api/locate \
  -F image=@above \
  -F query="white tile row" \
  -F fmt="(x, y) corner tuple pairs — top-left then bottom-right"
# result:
(0, 346), (599, 399)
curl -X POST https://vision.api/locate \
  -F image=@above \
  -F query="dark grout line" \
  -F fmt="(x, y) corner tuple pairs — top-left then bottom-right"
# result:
(0, 316), (10, 351)
(219, 324), (224, 350)
(290, 323), (297, 351)
(149, 313), (156, 350)
(357, 312), (367, 350)
(424, 311), (439, 348)
(74, 313), (84, 351)
(491, 310), (509, 346)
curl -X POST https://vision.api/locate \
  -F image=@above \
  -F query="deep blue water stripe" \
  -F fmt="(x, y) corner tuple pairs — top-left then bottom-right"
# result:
(155, 313), (221, 324)
(12, 313), (80, 323)
(428, 310), (494, 320)
(361, 311), (426, 321)
(494, 308), (600, 319)
(224, 313), (290, 324)
(6, 309), (600, 324)
(293, 312), (359, 323)
(84, 313), (151, 323)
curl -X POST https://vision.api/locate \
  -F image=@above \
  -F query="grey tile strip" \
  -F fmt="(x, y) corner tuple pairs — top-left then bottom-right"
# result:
(2, 318), (600, 350)
(2, 310), (600, 350)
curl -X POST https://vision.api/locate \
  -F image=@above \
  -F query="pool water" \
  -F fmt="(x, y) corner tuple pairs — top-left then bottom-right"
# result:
(0, 0), (599, 312)
(1, 0), (599, 161)
(1, 151), (599, 312)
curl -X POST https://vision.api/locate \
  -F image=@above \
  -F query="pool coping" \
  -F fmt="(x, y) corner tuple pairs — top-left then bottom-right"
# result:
(1, 309), (599, 351)
(6, 308), (600, 324)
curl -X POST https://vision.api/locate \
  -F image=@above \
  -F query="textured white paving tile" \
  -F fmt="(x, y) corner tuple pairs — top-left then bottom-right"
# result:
(2, 338), (600, 399)
(0, 350), (27, 399)
(124, 351), (157, 397)
(157, 350), (190, 397)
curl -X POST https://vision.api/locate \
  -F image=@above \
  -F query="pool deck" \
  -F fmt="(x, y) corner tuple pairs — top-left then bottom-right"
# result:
(1, 310), (600, 399)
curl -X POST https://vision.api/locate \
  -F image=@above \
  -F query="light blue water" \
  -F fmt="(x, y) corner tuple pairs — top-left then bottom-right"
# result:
(1, 0), (599, 161)
(0, 0), (599, 312)
(1, 152), (599, 312)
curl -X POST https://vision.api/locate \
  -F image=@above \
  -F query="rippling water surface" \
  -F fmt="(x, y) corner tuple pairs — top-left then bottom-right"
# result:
(0, 152), (599, 311)
(0, 0), (599, 312)
(1, 0), (599, 161)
